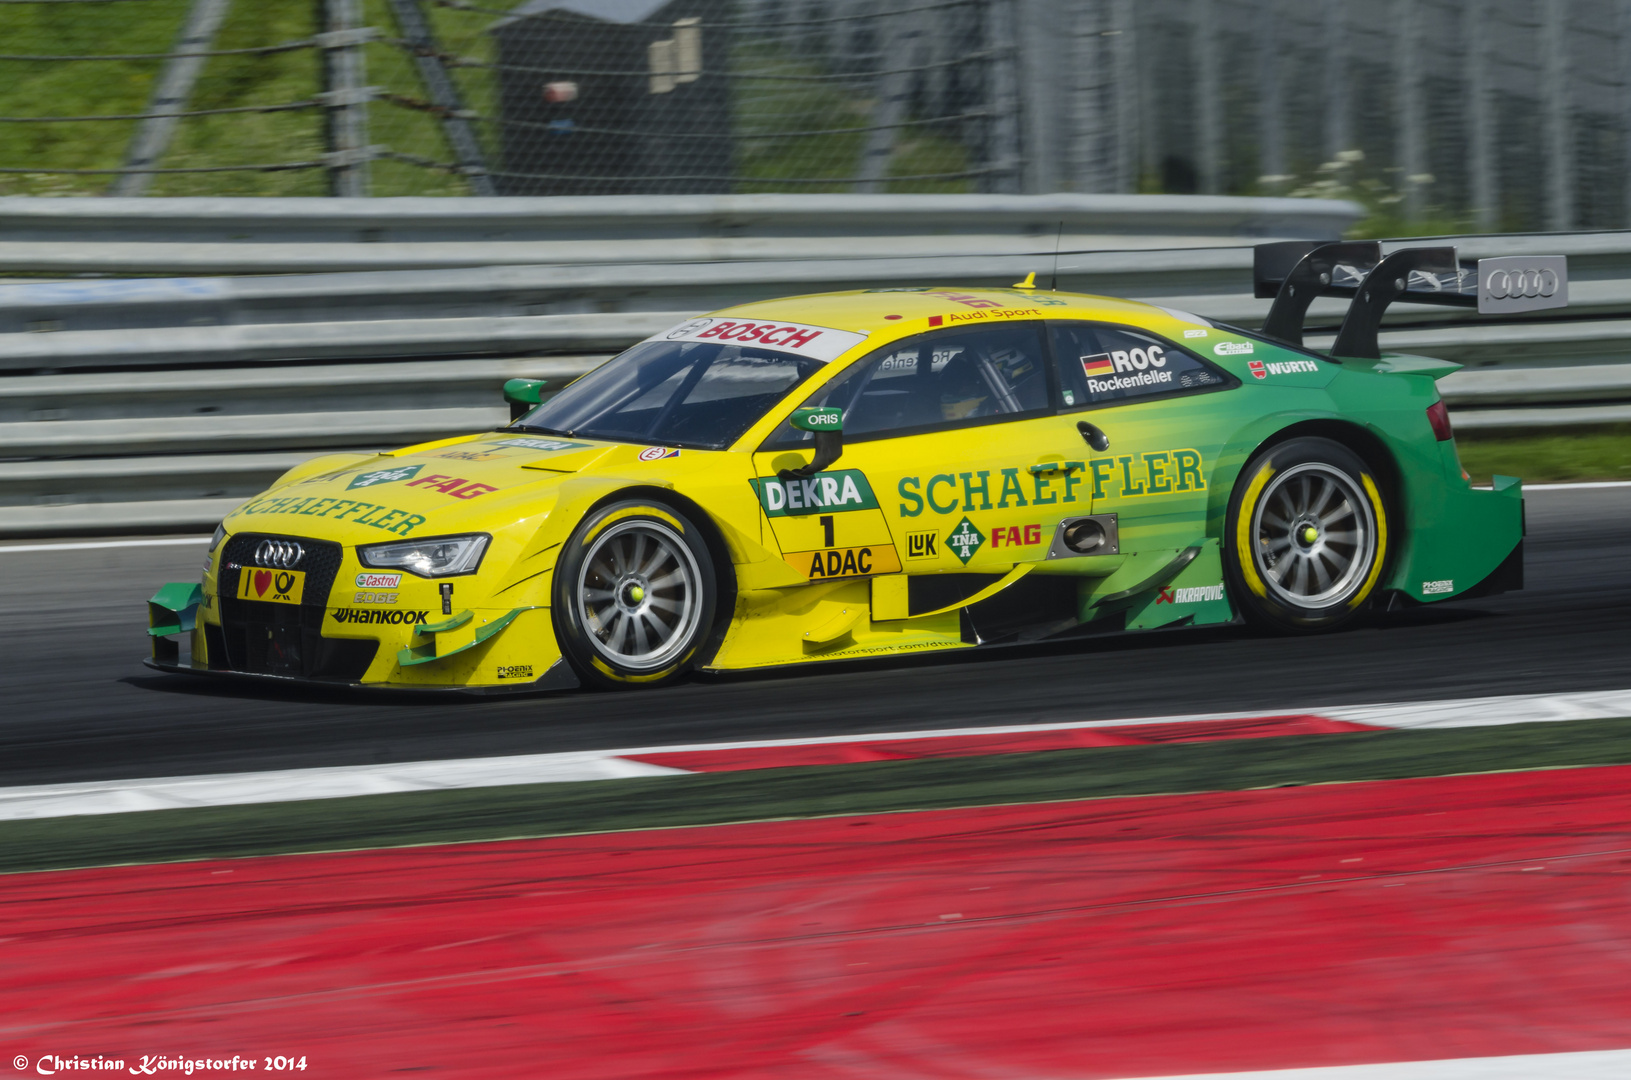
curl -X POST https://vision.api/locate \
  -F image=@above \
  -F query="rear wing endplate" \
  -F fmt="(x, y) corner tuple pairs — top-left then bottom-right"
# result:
(1252, 241), (1567, 360)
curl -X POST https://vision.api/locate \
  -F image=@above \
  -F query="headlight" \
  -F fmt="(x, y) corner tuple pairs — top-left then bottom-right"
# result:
(209, 523), (227, 552)
(357, 534), (490, 578)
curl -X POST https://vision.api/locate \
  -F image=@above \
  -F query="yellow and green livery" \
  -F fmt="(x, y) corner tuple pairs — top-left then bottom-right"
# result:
(146, 243), (1552, 691)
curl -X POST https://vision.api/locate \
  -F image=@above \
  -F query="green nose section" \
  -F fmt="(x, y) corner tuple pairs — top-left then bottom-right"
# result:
(1301, 525), (1319, 544)
(628, 585), (646, 603)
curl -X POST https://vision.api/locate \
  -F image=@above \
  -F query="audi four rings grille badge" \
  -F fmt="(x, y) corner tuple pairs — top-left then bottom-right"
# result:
(254, 539), (305, 569)
(1476, 255), (1567, 315)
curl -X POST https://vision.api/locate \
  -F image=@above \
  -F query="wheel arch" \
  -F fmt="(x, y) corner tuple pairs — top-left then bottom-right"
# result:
(576, 484), (740, 665)
(1246, 418), (1403, 522)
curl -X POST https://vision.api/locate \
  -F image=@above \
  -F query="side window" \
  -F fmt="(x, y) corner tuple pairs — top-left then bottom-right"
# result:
(764, 323), (1049, 447)
(1052, 322), (1228, 409)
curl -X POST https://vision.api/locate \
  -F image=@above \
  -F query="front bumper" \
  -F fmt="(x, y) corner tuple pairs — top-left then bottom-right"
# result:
(141, 654), (581, 695)
(150, 529), (569, 690)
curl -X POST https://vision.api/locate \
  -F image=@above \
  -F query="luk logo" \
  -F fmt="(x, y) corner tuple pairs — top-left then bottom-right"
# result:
(945, 517), (985, 565)
(1214, 341), (1254, 356)
(348, 464), (422, 490)
(905, 530), (938, 560)
(751, 469), (879, 517)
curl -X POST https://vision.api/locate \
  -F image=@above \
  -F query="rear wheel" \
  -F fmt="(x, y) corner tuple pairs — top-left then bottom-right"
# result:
(552, 500), (718, 689)
(1223, 437), (1390, 632)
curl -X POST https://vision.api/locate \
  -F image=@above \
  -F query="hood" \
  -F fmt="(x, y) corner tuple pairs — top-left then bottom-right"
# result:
(224, 432), (646, 543)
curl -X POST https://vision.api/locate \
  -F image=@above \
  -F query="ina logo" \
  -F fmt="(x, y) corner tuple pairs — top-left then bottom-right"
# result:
(348, 464), (423, 490)
(944, 517), (985, 565)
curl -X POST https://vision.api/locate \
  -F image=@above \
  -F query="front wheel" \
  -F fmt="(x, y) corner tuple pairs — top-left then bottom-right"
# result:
(552, 499), (718, 689)
(1223, 437), (1391, 632)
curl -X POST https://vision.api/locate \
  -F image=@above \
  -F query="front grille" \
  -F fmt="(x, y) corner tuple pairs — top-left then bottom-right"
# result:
(216, 532), (375, 681)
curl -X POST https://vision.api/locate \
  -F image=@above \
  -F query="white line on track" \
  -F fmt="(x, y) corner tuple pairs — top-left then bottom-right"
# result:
(0, 536), (209, 554)
(2, 688), (1628, 823)
(1117, 1047), (1631, 1079)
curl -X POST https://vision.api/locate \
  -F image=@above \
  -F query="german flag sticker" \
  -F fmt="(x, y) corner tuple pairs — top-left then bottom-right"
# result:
(1080, 353), (1115, 378)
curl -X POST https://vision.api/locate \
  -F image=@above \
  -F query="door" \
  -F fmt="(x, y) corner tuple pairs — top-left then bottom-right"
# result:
(1046, 321), (1239, 554)
(753, 321), (1094, 584)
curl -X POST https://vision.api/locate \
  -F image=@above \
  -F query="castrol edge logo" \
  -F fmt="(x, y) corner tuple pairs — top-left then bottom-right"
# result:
(652, 317), (868, 363)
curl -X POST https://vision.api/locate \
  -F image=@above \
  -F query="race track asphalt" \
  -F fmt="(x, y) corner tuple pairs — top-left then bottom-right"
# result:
(1, 486), (1627, 787)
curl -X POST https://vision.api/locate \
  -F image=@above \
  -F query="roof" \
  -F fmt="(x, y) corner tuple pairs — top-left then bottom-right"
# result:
(497, 0), (674, 25)
(707, 287), (1194, 343)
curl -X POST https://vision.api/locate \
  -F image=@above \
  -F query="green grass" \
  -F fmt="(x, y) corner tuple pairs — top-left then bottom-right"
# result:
(0, 7), (974, 197)
(1457, 425), (1631, 485)
(5, 717), (1631, 876)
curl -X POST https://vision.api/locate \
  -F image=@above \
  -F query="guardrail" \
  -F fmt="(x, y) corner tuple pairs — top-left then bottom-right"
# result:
(0, 194), (1363, 275)
(0, 197), (1627, 536)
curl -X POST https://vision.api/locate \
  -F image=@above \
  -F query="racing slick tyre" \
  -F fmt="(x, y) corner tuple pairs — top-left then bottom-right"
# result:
(552, 499), (719, 690)
(1223, 437), (1391, 633)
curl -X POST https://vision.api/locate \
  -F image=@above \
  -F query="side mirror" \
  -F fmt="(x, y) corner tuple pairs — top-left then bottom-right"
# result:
(779, 407), (844, 480)
(504, 378), (546, 421)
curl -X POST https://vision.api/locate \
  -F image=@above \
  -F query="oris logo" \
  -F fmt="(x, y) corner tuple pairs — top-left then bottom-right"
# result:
(254, 539), (305, 569)
(1477, 255), (1567, 315)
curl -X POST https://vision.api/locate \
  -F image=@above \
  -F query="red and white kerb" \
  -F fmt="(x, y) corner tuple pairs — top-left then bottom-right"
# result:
(649, 317), (868, 363)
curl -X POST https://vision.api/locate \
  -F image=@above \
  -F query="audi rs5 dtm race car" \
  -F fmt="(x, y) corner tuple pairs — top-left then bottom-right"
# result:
(146, 242), (1565, 692)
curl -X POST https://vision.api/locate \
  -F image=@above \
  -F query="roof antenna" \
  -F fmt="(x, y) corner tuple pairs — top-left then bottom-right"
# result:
(1049, 220), (1064, 291)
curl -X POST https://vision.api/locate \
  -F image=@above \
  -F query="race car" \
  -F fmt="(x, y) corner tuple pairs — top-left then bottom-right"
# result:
(146, 242), (1565, 692)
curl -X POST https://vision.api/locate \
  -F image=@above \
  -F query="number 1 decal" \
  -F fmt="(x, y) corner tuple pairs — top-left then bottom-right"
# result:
(820, 514), (835, 548)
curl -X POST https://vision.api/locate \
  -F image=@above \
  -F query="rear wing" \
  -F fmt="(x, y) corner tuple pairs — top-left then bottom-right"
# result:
(1252, 241), (1567, 360)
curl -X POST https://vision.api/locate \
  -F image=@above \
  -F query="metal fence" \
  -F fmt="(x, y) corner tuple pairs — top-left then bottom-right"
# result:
(0, 0), (1014, 198)
(3, 217), (1631, 535)
(8, 0), (1631, 227)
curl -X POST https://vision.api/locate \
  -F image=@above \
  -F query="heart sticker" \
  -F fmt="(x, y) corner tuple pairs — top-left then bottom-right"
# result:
(253, 570), (272, 597)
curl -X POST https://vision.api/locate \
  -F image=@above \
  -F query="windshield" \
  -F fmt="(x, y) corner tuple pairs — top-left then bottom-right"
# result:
(512, 339), (825, 450)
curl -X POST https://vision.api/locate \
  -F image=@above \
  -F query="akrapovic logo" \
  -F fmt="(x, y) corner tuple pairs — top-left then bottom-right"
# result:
(331, 608), (429, 625)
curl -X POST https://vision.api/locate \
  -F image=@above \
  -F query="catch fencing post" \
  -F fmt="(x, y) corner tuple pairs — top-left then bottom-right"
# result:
(1194, 0), (1221, 193)
(385, 0), (495, 196)
(321, 0), (372, 197)
(1395, 0), (1425, 222)
(1465, 0), (1497, 230)
(1542, 0), (1573, 230)
(985, 0), (1024, 193)
(108, 0), (232, 196)
(855, 2), (918, 193)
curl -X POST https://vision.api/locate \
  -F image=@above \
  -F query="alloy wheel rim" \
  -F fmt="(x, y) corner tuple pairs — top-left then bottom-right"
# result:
(577, 519), (702, 670)
(1251, 462), (1376, 610)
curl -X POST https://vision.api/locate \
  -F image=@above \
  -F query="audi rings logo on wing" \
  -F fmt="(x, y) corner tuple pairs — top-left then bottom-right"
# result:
(1476, 255), (1567, 314)
(254, 539), (305, 569)
(1484, 267), (1559, 300)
